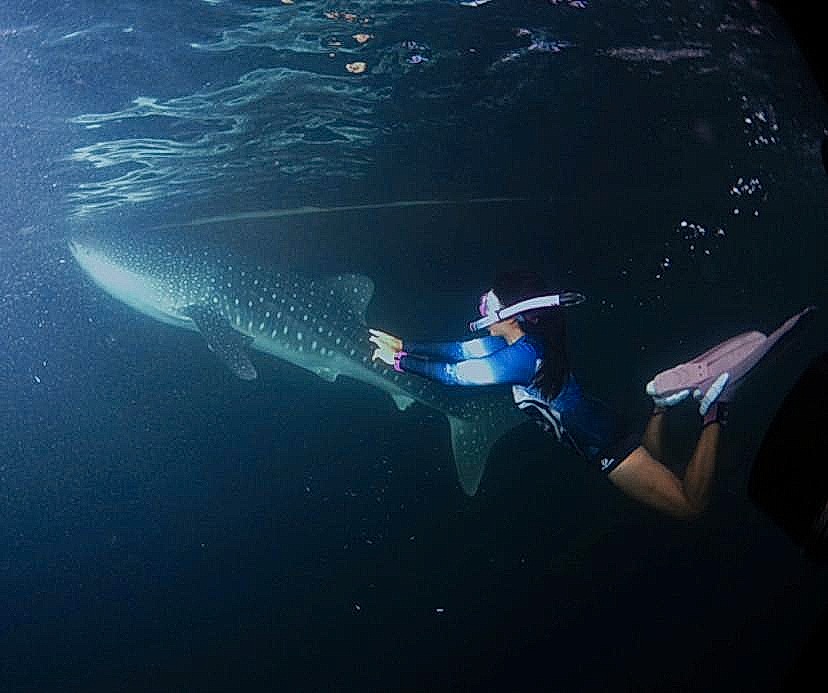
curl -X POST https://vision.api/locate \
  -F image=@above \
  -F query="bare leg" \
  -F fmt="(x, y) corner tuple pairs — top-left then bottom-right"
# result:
(641, 411), (665, 461)
(608, 422), (721, 519)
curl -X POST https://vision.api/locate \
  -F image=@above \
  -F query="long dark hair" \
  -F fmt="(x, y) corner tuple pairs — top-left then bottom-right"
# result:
(491, 270), (570, 399)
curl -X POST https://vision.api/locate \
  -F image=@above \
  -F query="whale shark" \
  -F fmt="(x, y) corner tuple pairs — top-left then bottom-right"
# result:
(69, 234), (523, 495)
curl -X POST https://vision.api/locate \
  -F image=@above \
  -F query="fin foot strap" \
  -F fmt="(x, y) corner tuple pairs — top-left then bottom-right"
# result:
(703, 401), (729, 428)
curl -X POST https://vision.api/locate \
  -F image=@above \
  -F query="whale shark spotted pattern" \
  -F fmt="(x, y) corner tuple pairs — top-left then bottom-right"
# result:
(69, 235), (523, 495)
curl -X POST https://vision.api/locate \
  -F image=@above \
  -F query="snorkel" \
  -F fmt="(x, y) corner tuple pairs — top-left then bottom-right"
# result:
(469, 289), (586, 332)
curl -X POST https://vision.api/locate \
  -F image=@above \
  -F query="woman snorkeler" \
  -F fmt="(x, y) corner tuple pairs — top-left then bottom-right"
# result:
(369, 271), (809, 518)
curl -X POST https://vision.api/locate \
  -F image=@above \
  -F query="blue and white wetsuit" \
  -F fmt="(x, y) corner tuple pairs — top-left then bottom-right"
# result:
(398, 335), (640, 473)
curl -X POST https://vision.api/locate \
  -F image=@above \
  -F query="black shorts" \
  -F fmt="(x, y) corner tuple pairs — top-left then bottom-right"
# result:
(593, 431), (642, 475)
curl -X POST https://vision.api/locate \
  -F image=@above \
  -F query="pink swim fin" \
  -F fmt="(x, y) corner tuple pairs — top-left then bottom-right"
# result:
(646, 306), (816, 399)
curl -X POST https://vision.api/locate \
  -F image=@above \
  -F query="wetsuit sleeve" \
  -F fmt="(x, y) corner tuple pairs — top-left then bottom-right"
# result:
(399, 338), (538, 386)
(405, 336), (507, 361)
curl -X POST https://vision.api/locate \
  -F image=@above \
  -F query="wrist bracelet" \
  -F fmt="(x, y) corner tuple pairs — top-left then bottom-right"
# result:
(393, 350), (407, 372)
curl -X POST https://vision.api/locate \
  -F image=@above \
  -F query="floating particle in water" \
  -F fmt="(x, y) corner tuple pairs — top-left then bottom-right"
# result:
(678, 220), (709, 239)
(727, 176), (764, 218)
(663, 218), (727, 277)
(729, 176), (762, 196)
(741, 97), (779, 147)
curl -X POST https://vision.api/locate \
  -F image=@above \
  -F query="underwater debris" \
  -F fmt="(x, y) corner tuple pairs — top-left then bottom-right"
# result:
(494, 28), (573, 66)
(324, 10), (371, 24)
(399, 40), (433, 67)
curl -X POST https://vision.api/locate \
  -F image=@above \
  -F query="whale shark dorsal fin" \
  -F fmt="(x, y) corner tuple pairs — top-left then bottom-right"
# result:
(318, 274), (374, 324)
(181, 304), (258, 380)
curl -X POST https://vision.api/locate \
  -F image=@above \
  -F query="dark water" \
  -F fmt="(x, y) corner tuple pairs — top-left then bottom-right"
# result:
(1, 1), (827, 690)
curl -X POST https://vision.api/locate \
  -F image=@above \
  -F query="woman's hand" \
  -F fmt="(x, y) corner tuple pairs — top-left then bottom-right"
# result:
(368, 328), (402, 366)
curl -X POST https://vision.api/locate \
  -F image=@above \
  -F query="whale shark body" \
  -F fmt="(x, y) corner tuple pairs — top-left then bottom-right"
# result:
(69, 235), (523, 495)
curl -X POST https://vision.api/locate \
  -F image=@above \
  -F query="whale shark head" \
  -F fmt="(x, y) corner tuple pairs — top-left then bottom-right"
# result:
(69, 236), (215, 328)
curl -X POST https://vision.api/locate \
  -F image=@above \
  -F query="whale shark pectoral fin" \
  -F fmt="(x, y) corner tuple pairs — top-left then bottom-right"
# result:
(181, 304), (258, 380)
